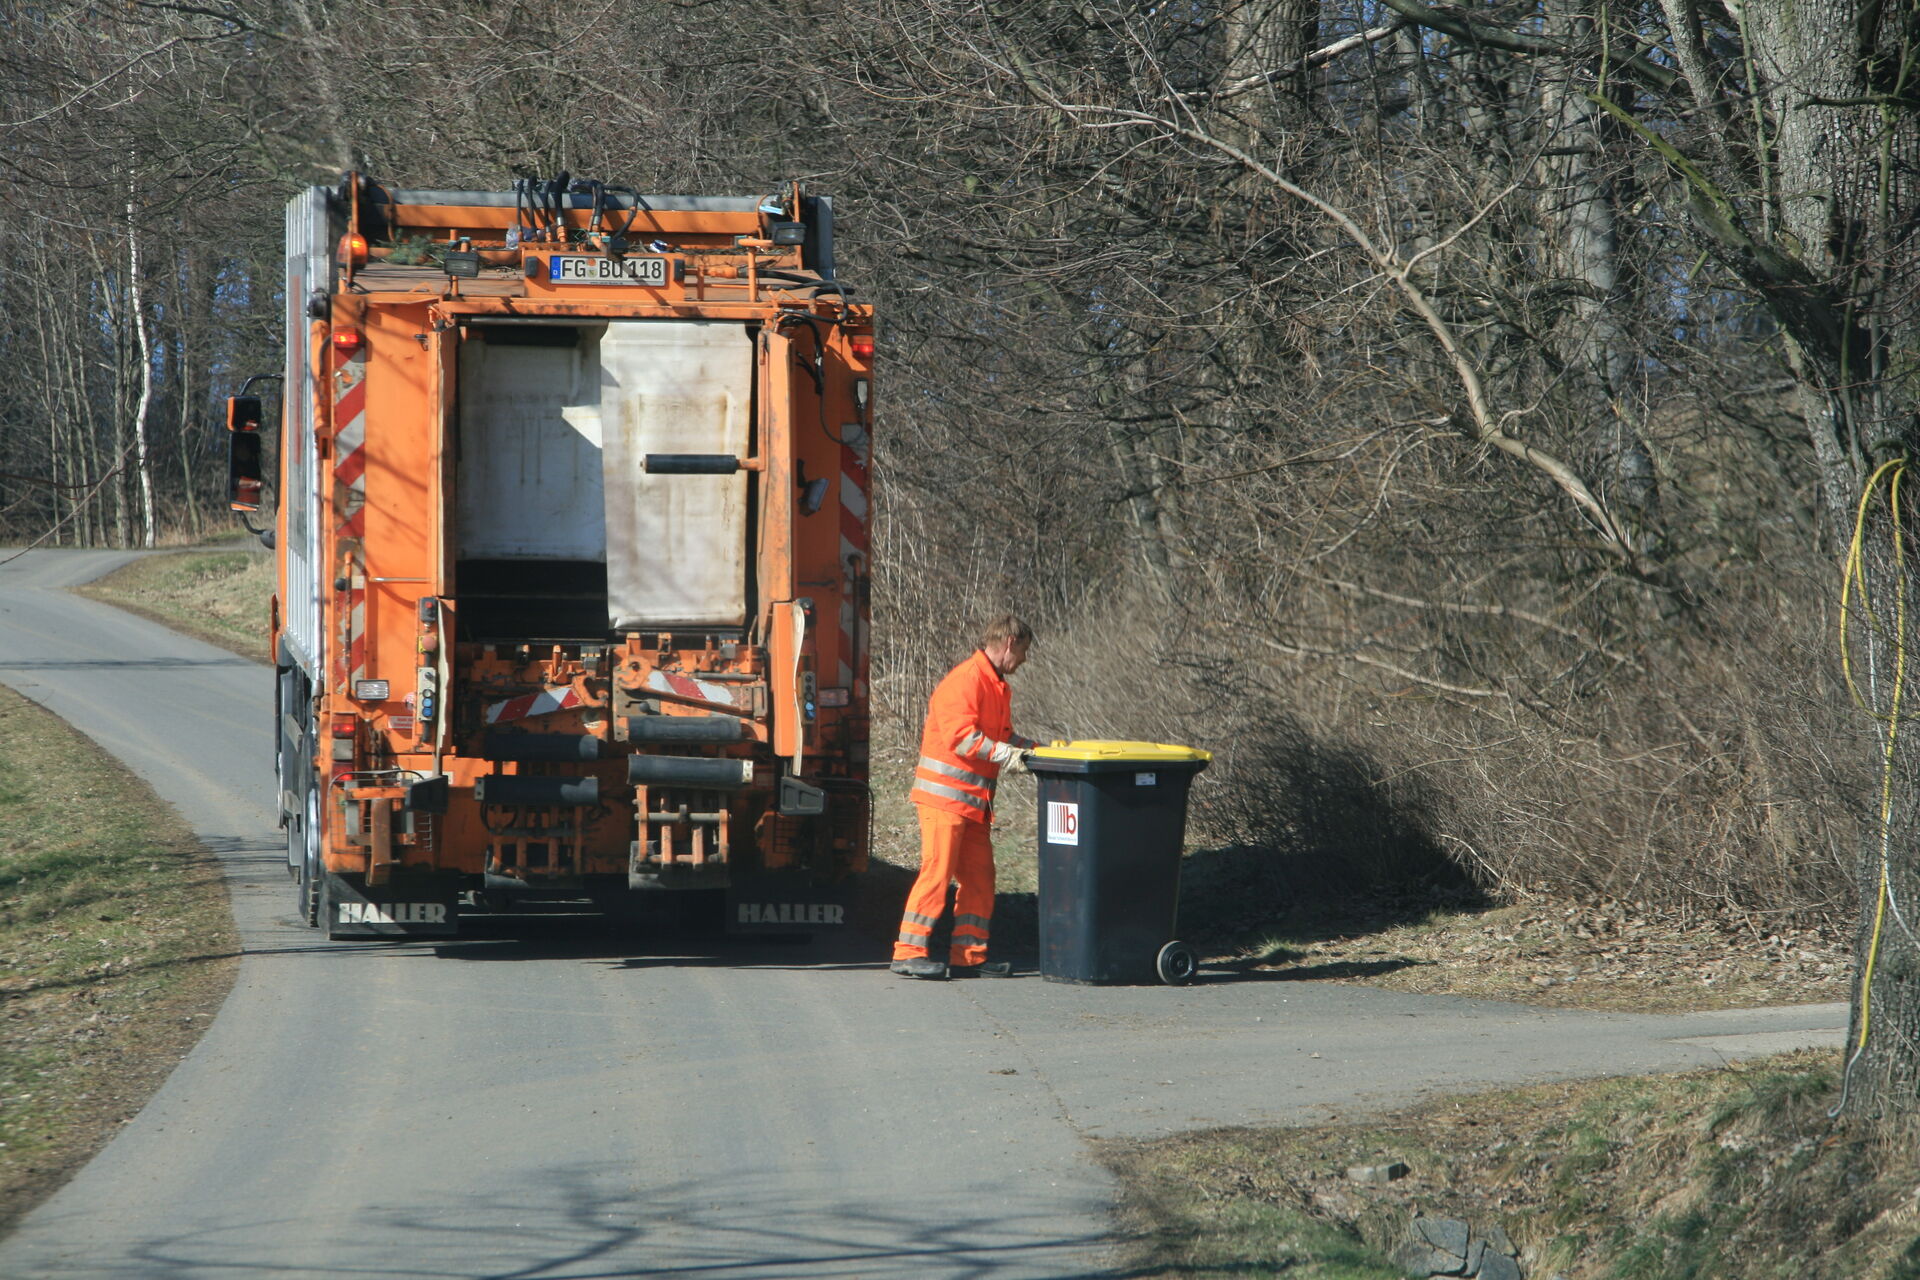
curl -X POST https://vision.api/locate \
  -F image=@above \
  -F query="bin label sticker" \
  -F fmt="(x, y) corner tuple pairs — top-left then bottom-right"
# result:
(1046, 801), (1080, 845)
(1135, 772), (1157, 786)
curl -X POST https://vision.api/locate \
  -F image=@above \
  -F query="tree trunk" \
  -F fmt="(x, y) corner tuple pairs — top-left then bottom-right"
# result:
(127, 184), (157, 549)
(1544, 0), (1655, 546)
(1743, 0), (1920, 1125)
(175, 329), (202, 539)
(286, 0), (357, 173)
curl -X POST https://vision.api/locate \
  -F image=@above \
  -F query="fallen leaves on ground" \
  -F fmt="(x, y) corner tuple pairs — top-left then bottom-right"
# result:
(1239, 897), (1850, 1013)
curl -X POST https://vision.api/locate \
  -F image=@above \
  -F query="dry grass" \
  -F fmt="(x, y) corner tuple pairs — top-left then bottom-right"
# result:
(74, 548), (273, 661)
(1101, 1048), (1920, 1280)
(0, 684), (238, 1232)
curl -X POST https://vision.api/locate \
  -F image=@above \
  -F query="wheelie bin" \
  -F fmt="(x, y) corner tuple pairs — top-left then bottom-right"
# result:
(1026, 740), (1211, 985)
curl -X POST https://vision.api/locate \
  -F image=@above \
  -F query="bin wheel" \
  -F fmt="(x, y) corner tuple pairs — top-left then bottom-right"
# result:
(1157, 941), (1198, 986)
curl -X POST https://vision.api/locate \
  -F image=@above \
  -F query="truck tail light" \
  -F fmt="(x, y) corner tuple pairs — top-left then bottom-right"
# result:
(417, 596), (442, 656)
(332, 716), (358, 738)
(850, 334), (874, 358)
(332, 330), (364, 356)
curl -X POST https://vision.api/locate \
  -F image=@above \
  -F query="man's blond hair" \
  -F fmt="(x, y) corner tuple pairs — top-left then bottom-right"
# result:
(981, 614), (1035, 650)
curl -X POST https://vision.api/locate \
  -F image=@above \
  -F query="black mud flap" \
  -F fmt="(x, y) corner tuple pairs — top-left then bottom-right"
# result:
(323, 874), (460, 938)
(726, 869), (851, 934)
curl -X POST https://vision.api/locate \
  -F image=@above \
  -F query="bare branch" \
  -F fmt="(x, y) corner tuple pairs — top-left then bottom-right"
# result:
(1314, 576), (1638, 666)
(1257, 634), (1501, 699)
(1177, 20), (1410, 102)
(1031, 95), (1645, 566)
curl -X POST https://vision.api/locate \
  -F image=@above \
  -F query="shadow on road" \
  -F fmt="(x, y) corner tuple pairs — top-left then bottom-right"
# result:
(0, 655), (253, 672)
(1194, 956), (1427, 984)
(17, 1164), (1142, 1279)
(218, 820), (1437, 986)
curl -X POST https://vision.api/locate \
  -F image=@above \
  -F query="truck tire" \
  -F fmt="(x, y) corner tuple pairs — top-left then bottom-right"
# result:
(291, 821), (310, 923)
(295, 788), (321, 928)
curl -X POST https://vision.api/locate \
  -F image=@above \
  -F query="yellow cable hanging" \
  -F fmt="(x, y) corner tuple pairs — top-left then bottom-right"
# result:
(1840, 458), (1909, 718)
(1837, 459), (1908, 1068)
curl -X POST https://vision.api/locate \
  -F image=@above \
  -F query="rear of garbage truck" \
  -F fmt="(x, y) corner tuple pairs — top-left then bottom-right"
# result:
(231, 174), (873, 939)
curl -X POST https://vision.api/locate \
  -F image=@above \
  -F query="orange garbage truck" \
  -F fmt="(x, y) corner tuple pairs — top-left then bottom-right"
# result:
(227, 174), (873, 939)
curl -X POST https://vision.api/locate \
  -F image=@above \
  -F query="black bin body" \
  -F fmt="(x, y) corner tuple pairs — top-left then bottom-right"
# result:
(1029, 749), (1207, 984)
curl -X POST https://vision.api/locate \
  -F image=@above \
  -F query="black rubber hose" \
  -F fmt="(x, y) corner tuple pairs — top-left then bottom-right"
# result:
(627, 755), (753, 789)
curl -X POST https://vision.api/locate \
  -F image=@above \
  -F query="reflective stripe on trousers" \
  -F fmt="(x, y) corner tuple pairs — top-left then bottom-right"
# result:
(897, 909), (938, 950)
(951, 911), (991, 954)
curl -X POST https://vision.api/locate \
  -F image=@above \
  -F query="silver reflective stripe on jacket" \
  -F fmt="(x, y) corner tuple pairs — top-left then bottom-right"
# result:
(917, 754), (995, 790)
(909, 778), (991, 815)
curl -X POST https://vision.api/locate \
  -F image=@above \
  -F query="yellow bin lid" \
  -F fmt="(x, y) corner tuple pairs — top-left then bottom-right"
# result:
(1031, 739), (1212, 764)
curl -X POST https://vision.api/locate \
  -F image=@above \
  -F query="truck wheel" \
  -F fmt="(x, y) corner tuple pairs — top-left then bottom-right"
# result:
(291, 824), (312, 924)
(295, 789), (321, 928)
(1156, 941), (1198, 987)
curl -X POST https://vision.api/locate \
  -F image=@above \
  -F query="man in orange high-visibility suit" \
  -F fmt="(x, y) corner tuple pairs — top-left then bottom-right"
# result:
(891, 615), (1039, 980)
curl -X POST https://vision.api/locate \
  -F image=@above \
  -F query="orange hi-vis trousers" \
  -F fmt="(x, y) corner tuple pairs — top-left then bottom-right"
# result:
(894, 806), (996, 967)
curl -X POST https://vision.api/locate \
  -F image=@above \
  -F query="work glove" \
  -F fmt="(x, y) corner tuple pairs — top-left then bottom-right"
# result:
(988, 738), (1025, 769)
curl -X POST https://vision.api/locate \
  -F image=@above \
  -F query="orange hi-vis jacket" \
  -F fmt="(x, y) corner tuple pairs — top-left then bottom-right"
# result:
(902, 652), (1029, 821)
(909, 650), (1034, 823)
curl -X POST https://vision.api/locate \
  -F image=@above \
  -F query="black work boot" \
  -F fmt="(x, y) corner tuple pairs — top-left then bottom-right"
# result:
(889, 957), (949, 980)
(949, 961), (1015, 978)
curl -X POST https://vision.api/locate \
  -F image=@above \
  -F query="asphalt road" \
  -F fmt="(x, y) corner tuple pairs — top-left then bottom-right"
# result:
(0, 548), (1847, 1279)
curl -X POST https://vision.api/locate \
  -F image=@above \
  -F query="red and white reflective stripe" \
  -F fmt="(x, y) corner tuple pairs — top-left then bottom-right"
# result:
(838, 435), (870, 692)
(641, 669), (752, 710)
(333, 350), (369, 686)
(334, 352), (368, 540)
(485, 685), (584, 725)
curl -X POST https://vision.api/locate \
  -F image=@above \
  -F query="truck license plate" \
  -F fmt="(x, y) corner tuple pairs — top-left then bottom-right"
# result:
(548, 255), (669, 286)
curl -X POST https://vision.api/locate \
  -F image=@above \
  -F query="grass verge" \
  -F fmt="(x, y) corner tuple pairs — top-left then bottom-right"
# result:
(1102, 1047), (1920, 1279)
(0, 684), (238, 1232)
(74, 548), (273, 661)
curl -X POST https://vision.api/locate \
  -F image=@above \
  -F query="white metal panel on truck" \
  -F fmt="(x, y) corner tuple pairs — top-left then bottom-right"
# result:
(598, 321), (754, 630)
(455, 329), (607, 561)
(280, 187), (332, 679)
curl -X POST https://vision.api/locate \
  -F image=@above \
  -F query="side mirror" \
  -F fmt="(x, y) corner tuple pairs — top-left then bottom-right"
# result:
(226, 395), (265, 512)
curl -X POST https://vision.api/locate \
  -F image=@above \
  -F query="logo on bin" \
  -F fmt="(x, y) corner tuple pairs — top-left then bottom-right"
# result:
(1046, 801), (1080, 846)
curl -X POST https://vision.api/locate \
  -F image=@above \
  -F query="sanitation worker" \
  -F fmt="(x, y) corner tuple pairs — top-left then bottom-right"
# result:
(890, 615), (1038, 980)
